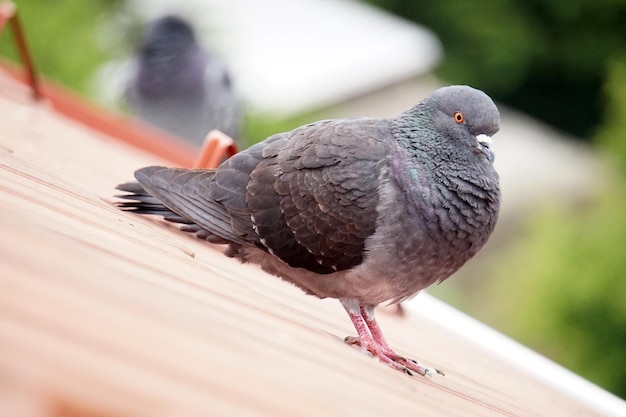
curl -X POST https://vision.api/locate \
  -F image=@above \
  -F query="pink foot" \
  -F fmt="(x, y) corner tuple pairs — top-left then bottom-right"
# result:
(341, 300), (444, 377)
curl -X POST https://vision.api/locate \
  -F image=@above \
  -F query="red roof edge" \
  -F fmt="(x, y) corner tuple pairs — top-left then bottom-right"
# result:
(0, 59), (198, 167)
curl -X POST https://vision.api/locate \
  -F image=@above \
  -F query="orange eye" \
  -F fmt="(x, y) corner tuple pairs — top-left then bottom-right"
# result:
(454, 112), (464, 123)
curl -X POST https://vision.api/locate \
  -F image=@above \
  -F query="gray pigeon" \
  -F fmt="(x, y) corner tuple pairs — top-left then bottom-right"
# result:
(116, 85), (501, 377)
(125, 15), (242, 146)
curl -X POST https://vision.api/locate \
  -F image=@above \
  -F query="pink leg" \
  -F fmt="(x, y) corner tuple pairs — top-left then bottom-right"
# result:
(360, 305), (396, 353)
(341, 299), (444, 377)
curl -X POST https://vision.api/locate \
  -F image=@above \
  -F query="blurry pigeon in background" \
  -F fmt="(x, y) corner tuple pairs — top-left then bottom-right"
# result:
(125, 15), (242, 147)
(116, 85), (501, 377)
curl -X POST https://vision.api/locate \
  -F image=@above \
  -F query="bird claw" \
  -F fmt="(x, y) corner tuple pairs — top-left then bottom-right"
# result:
(395, 358), (443, 378)
(419, 367), (440, 378)
(344, 336), (444, 378)
(344, 336), (360, 345)
(397, 357), (445, 377)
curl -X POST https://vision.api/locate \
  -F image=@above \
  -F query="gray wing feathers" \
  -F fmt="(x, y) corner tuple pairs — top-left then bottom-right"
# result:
(135, 166), (248, 245)
(248, 119), (388, 272)
(128, 118), (390, 274)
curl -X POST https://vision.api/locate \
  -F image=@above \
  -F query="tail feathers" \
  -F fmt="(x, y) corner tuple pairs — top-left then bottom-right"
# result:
(116, 181), (192, 224)
(115, 167), (247, 246)
(116, 182), (226, 243)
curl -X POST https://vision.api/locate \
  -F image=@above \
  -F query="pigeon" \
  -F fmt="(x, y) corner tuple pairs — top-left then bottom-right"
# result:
(125, 15), (242, 146)
(116, 85), (501, 377)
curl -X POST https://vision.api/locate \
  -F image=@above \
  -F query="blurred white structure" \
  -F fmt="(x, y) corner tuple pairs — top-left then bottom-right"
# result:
(120, 0), (442, 115)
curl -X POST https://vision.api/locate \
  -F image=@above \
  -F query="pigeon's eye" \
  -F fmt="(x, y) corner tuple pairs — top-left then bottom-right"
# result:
(453, 112), (464, 123)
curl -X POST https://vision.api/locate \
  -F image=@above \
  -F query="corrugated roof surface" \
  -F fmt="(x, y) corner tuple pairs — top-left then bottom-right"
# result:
(0, 70), (621, 417)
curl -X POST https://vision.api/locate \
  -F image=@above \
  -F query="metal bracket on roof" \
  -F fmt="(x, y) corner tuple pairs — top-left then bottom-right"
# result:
(0, 1), (41, 100)
(193, 130), (238, 169)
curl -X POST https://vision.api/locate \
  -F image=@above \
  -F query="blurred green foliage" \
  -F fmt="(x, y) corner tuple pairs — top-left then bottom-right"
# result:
(364, 0), (626, 138)
(485, 182), (626, 398)
(0, 0), (122, 95)
(596, 57), (626, 171)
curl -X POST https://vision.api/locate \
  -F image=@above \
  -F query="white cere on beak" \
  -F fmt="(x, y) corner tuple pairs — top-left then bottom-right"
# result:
(476, 134), (492, 146)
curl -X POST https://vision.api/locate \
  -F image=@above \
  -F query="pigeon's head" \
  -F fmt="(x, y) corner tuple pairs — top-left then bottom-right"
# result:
(136, 15), (205, 97)
(140, 15), (198, 58)
(427, 85), (500, 161)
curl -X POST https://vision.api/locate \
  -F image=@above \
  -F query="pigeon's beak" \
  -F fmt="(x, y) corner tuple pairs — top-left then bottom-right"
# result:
(476, 134), (492, 147)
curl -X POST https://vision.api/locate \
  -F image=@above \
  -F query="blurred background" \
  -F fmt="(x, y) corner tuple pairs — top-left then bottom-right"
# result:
(1, 0), (624, 399)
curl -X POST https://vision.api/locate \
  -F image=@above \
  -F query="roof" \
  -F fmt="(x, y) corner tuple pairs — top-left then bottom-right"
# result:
(1, 68), (625, 417)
